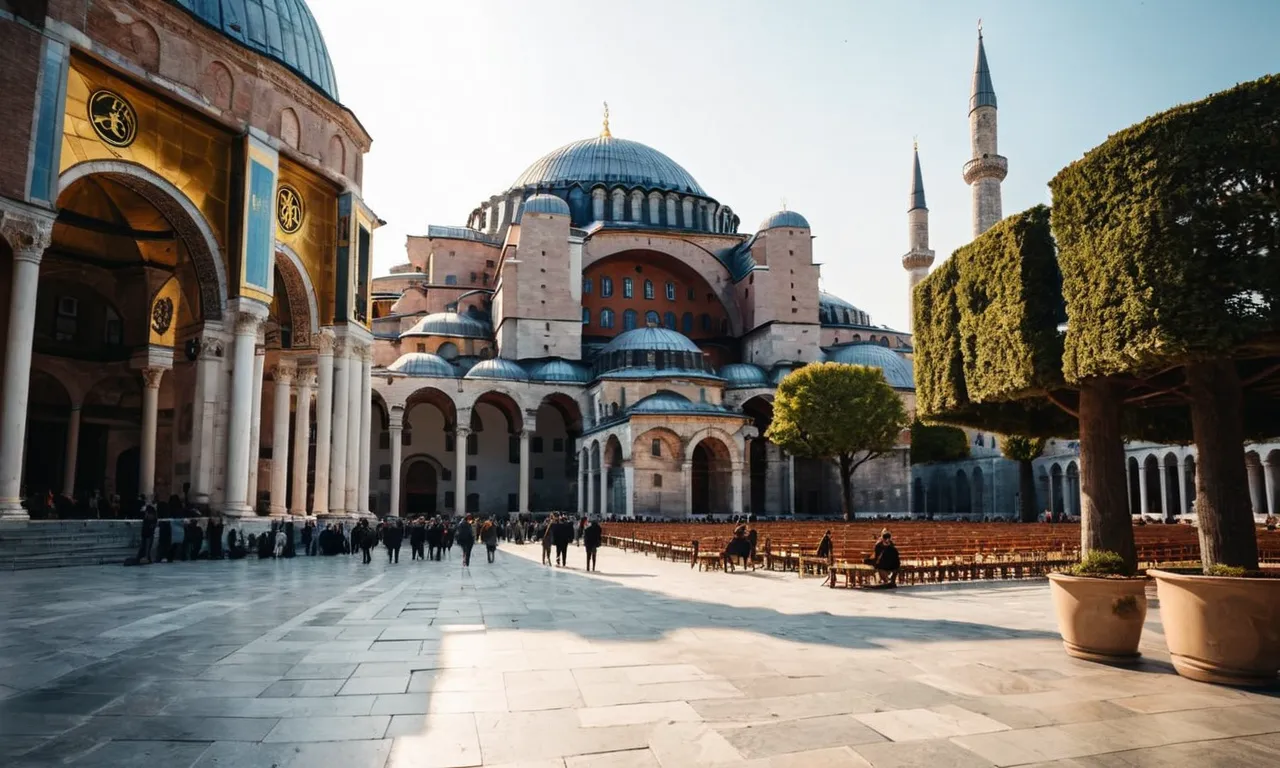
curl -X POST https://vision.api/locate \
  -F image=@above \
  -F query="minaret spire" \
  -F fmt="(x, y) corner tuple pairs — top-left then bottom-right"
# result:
(963, 24), (1008, 238)
(903, 141), (935, 332)
(600, 101), (612, 138)
(909, 139), (926, 212)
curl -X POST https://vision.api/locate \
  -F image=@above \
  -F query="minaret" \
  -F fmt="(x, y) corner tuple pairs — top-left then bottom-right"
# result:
(963, 22), (1008, 238)
(902, 141), (935, 332)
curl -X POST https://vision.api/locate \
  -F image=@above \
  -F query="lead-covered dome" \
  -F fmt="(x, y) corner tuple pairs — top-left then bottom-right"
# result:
(387, 353), (456, 378)
(599, 326), (702, 355)
(170, 0), (340, 100)
(758, 210), (810, 231)
(511, 137), (705, 196)
(463, 358), (529, 382)
(400, 312), (491, 340)
(824, 343), (915, 389)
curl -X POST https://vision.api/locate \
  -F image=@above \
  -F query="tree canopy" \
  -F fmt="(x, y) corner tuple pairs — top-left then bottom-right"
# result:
(910, 420), (970, 464)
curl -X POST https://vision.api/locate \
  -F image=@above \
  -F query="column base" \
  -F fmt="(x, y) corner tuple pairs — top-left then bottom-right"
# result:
(220, 504), (254, 518)
(0, 502), (31, 521)
(268, 506), (288, 517)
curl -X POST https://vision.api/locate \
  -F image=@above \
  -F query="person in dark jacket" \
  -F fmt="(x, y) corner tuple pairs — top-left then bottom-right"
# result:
(480, 518), (498, 563)
(863, 529), (900, 587)
(409, 518), (426, 561)
(540, 517), (554, 566)
(156, 510), (172, 562)
(426, 518), (442, 561)
(385, 520), (404, 563)
(208, 517), (223, 559)
(455, 516), (475, 566)
(443, 522), (455, 558)
(815, 530), (833, 560)
(301, 521), (314, 556)
(137, 507), (157, 563)
(186, 518), (204, 560)
(583, 519), (602, 571)
(552, 515), (574, 567)
(357, 520), (374, 564)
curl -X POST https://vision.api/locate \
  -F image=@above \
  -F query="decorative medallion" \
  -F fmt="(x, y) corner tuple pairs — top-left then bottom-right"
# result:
(151, 297), (174, 335)
(87, 90), (138, 148)
(276, 184), (305, 234)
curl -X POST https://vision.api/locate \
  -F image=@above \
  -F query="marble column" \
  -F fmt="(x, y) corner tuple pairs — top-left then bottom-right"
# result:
(358, 349), (372, 515)
(328, 339), (349, 516)
(291, 367), (314, 516)
(312, 329), (335, 515)
(388, 406), (403, 518)
(577, 450), (587, 516)
(189, 334), (224, 506)
(681, 461), (692, 518)
(454, 425), (470, 513)
(623, 460), (635, 518)
(344, 344), (362, 512)
(786, 454), (796, 515)
(138, 368), (166, 501)
(0, 216), (53, 520)
(1138, 460), (1150, 516)
(1125, 459), (1133, 514)
(518, 430), (531, 515)
(1159, 460), (1172, 521)
(268, 361), (296, 516)
(1264, 459), (1276, 517)
(245, 348), (266, 512)
(1247, 459), (1263, 516)
(62, 405), (82, 496)
(1179, 455), (1193, 515)
(731, 460), (744, 517)
(224, 309), (266, 515)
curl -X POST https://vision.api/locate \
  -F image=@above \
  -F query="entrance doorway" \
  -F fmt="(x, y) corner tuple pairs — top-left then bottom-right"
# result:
(403, 461), (436, 517)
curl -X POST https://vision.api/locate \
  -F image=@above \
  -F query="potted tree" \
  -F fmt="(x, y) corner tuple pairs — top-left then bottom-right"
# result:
(1047, 551), (1147, 663)
(1050, 75), (1280, 686)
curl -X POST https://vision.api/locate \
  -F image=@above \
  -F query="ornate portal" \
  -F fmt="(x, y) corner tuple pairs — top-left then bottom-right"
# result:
(276, 184), (305, 234)
(87, 90), (137, 148)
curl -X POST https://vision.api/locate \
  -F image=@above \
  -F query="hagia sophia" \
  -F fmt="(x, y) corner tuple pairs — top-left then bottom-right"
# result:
(1, 1), (1274, 524)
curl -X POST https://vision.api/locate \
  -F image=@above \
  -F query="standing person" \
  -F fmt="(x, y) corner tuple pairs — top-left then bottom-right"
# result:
(137, 505), (157, 564)
(301, 521), (314, 556)
(409, 518), (426, 561)
(426, 518), (442, 561)
(187, 517), (204, 560)
(552, 514), (573, 567)
(815, 529), (833, 561)
(358, 520), (374, 564)
(443, 521), (455, 559)
(171, 514), (186, 560)
(481, 517), (499, 563)
(274, 526), (287, 558)
(208, 517), (223, 560)
(583, 518), (602, 572)
(540, 515), (555, 566)
(155, 509), (172, 562)
(455, 515), (475, 566)
(385, 519), (404, 563)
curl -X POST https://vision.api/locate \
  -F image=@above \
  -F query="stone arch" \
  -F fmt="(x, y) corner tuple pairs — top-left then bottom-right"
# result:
(954, 469), (972, 516)
(274, 243), (319, 348)
(280, 108), (301, 150)
(470, 390), (523, 435)
(1065, 461), (1080, 518)
(129, 20), (160, 71)
(328, 135), (346, 176)
(538, 392), (582, 434)
(686, 425), (742, 465)
(58, 161), (228, 320)
(401, 452), (445, 517)
(1182, 454), (1197, 515)
(405, 386), (458, 430)
(1142, 454), (1162, 516)
(972, 465), (985, 517)
(633, 427), (683, 463)
(205, 61), (234, 111)
(1050, 463), (1064, 517)
(691, 435), (732, 516)
(1162, 452), (1182, 519)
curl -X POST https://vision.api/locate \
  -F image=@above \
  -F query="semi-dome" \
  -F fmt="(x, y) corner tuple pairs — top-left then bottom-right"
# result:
(819, 291), (871, 326)
(170, 0), (340, 101)
(387, 353), (456, 378)
(629, 391), (729, 415)
(526, 358), (591, 384)
(511, 136), (705, 196)
(599, 326), (702, 355)
(400, 312), (491, 340)
(758, 210), (810, 231)
(463, 358), (529, 382)
(718, 363), (769, 389)
(824, 343), (915, 389)
(518, 194), (571, 219)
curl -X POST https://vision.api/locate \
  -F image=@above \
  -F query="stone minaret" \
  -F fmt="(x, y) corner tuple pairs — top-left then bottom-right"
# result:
(963, 25), (1008, 238)
(902, 142), (935, 332)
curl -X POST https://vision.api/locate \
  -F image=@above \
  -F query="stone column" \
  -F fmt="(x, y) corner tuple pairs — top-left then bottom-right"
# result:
(786, 454), (796, 515)
(0, 213), (53, 520)
(245, 347), (266, 511)
(1125, 459), (1132, 514)
(388, 406), (403, 518)
(223, 308), (266, 516)
(344, 344), (362, 512)
(731, 460), (744, 517)
(577, 450), (587, 516)
(290, 367), (314, 516)
(1159, 460), (1172, 521)
(454, 424), (470, 513)
(518, 429), (531, 515)
(1247, 458), (1263, 516)
(623, 460), (635, 518)
(138, 367), (166, 500)
(268, 361), (296, 516)
(358, 348), (372, 515)
(62, 405), (82, 496)
(1138, 460), (1150, 516)
(312, 329), (335, 514)
(681, 461), (692, 517)
(328, 339), (349, 516)
(1264, 458), (1276, 517)
(189, 334), (225, 505)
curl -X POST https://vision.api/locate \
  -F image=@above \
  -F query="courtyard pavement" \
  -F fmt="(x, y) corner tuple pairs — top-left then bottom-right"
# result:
(0, 542), (1277, 767)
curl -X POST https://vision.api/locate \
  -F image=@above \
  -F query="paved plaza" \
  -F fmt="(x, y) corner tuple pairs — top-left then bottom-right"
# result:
(1, 545), (1277, 768)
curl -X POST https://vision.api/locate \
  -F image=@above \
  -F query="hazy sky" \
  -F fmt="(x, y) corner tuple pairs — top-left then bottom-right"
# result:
(306, 0), (1278, 332)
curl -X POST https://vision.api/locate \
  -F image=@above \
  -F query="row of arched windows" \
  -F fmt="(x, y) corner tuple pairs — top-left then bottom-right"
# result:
(583, 309), (724, 334)
(820, 306), (871, 326)
(585, 277), (683, 301)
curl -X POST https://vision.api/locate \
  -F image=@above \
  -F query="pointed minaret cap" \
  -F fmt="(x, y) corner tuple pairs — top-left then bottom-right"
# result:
(909, 139), (927, 212)
(970, 22), (997, 113)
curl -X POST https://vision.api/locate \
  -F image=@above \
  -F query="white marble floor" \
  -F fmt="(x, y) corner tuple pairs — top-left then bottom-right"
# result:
(1, 541), (1277, 767)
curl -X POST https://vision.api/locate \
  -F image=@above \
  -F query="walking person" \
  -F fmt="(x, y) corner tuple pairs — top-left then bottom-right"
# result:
(301, 520), (314, 556)
(274, 526), (287, 558)
(540, 515), (554, 566)
(426, 518), (442, 561)
(583, 518), (602, 572)
(481, 517), (498, 563)
(409, 518), (426, 561)
(385, 519), (404, 563)
(552, 514), (574, 567)
(358, 520), (374, 564)
(455, 515), (475, 566)
(136, 505), (157, 564)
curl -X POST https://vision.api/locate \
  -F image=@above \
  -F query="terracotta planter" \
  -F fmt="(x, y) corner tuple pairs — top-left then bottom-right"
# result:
(1048, 573), (1148, 663)
(1149, 569), (1280, 687)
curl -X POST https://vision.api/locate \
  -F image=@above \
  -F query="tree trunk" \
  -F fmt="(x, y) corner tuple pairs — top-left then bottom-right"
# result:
(839, 455), (854, 522)
(1077, 378), (1136, 570)
(1186, 359), (1258, 571)
(1018, 460), (1036, 522)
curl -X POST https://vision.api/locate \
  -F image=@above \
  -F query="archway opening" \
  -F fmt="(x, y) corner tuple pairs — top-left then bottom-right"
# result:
(743, 396), (774, 517)
(691, 437), (731, 516)
(1162, 453), (1181, 520)
(1128, 456), (1141, 515)
(531, 394), (582, 512)
(912, 477), (925, 518)
(401, 387), (458, 511)
(590, 442), (602, 517)
(954, 470), (972, 517)
(605, 435), (625, 517)
(403, 460), (438, 517)
(1143, 455), (1162, 516)
(972, 466), (985, 518)
(1050, 464), (1064, 517)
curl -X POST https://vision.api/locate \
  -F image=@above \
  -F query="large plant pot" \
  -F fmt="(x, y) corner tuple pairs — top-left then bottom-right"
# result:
(1048, 573), (1148, 663)
(1149, 569), (1280, 687)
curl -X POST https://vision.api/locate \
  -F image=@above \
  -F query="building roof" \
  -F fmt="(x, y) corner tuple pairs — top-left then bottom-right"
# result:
(526, 358), (591, 384)
(824, 342), (916, 389)
(168, 0), (339, 101)
(718, 363), (769, 389)
(400, 312), (491, 340)
(818, 291), (871, 326)
(629, 391), (731, 416)
(910, 146), (927, 212)
(518, 194), (571, 219)
(758, 210), (810, 231)
(971, 31), (998, 113)
(386, 352), (457, 378)
(510, 136), (706, 196)
(599, 326), (702, 355)
(463, 358), (529, 382)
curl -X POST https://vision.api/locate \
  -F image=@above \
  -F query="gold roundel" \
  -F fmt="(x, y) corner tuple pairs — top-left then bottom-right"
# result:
(276, 184), (305, 234)
(87, 89), (138, 148)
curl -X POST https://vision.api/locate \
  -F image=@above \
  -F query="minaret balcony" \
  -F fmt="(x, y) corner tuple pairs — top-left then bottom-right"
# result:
(963, 154), (1008, 184)
(902, 249), (936, 271)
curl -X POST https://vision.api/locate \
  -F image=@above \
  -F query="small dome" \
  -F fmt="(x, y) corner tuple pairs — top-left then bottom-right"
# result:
(758, 210), (810, 231)
(463, 358), (529, 382)
(630, 391), (728, 415)
(400, 312), (491, 340)
(599, 326), (702, 355)
(819, 291), (871, 326)
(769, 363), (800, 386)
(512, 136), (705, 196)
(824, 343), (915, 389)
(519, 194), (571, 219)
(718, 363), (769, 389)
(526, 358), (591, 384)
(387, 353), (457, 378)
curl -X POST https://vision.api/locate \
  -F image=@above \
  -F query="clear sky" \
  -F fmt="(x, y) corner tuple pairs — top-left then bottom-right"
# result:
(306, 0), (1278, 332)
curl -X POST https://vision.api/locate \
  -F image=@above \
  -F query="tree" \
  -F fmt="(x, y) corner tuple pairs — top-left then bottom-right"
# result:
(767, 363), (908, 521)
(909, 420), (970, 465)
(1001, 435), (1046, 522)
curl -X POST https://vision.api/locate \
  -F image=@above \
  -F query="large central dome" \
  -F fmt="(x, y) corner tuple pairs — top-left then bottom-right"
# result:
(511, 136), (706, 196)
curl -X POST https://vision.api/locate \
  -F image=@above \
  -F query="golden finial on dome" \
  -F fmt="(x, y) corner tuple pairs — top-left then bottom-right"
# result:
(913, 135), (919, 152)
(601, 101), (612, 138)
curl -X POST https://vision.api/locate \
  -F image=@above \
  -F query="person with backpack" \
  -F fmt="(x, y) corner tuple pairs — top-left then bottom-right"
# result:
(455, 515), (476, 566)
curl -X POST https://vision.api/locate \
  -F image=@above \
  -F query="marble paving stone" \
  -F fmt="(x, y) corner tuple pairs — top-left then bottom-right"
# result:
(563, 748), (659, 767)
(854, 737), (999, 768)
(192, 739), (394, 767)
(339, 675), (411, 696)
(719, 715), (886, 759)
(577, 701), (701, 728)
(64, 739), (211, 767)
(260, 678), (348, 698)
(385, 713), (483, 768)
(262, 714), (389, 742)
(506, 687), (585, 712)
(739, 746), (873, 768)
(855, 705), (1010, 742)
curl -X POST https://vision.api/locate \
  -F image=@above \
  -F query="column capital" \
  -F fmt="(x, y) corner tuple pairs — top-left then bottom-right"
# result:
(316, 327), (336, 355)
(294, 366), (317, 388)
(334, 336), (350, 358)
(0, 204), (55, 262)
(197, 335), (226, 359)
(272, 360), (297, 384)
(455, 425), (472, 437)
(235, 311), (265, 336)
(140, 367), (166, 389)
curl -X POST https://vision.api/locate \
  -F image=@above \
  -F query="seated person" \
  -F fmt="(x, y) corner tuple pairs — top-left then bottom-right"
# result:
(862, 529), (901, 587)
(815, 530), (833, 560)
(722, 525), (751, 571)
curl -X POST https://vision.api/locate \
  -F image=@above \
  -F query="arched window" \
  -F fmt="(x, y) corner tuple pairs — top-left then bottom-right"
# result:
(665, 282), (675, 301)
(582, 307), (590, 326)
(600, 308), (615, 329)
(681, 312), (693, 334)
(623, 277), (633, 298)
(663, 311), (676, 329)
(582, 277), (592, 295)
(623, 309), (637, 330)
(643, 280), (654, 300)
(645, 310), (660, 326)
(843, 309), (851, 324)
(601, 276), (613, 297)
(852, 333), (861, 342)
(701, 313), (712, 331)
(880, 337), (890, 347)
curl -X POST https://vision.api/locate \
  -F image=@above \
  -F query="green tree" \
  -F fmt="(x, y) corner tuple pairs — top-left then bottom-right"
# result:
(909, 420), (971, 464)
(1001, 435), (1046, 523)
(767, 363), (909, 521)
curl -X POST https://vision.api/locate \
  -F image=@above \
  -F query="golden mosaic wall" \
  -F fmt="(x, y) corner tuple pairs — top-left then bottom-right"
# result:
(277, 158), (338, 325)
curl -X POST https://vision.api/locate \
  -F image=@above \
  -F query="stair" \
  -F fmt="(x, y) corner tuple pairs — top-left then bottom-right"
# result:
(0, 520), (142, 570)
